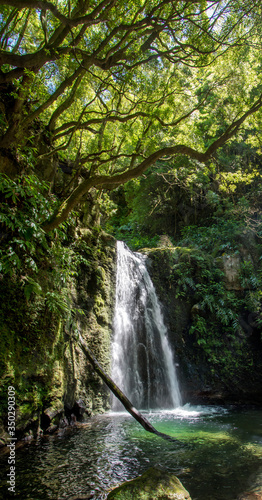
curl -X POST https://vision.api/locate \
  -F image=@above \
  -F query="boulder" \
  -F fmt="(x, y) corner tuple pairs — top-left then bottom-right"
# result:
(106, 467), (191, 499)
(41, 405), (64, 430)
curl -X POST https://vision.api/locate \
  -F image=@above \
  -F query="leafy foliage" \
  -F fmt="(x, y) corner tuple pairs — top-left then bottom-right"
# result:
(170, 218), (262, 374)
(106, 137), (262, 247)
(0, 0), (262, 423)
(0, 172), (113, 420)
(0, 174), (52, 274)
(0, 1), (262, 229)
(0, 173), (80, 317)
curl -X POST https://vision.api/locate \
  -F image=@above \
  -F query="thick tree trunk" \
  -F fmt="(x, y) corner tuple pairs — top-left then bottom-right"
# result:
(79, 334), (177, 442)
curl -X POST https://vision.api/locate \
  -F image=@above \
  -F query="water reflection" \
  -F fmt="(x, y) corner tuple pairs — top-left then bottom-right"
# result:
(0, 406), (262, 499)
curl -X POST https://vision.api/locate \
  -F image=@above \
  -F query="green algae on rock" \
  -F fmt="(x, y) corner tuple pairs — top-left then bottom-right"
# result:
(106, 467), (191, 500)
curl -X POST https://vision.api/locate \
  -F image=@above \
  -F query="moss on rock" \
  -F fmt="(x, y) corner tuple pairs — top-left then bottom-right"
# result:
(141, 231), (262, 405)
(0, 224), (116, 440)
(107, 467), (191, 500)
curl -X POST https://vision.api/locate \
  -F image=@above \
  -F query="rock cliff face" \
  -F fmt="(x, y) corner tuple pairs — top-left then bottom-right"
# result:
(142, 232), (262, 406)
(0, 231), (116, 444)
(63, 231), (116, 419)
(48, 232), (116, 428)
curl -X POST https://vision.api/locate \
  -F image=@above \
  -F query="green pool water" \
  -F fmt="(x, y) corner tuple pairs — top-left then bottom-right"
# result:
(0, 404), (262, 499)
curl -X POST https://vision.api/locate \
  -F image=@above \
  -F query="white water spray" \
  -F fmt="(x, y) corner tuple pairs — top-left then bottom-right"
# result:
(111, 241), (182, 410)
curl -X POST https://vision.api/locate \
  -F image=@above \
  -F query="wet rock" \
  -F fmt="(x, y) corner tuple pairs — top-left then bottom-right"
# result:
(15, 407), (40, 435)
(72, 399), (86, 419)
(106, 467), (191, 499)
(41, 405), (64, 430)
(144, 244), (262, 406)
(43, 405), (64, 421)
(237, 467), (262, 500)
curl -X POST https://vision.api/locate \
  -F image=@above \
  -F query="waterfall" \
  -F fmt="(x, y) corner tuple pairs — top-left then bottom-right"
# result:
(111, 241), (182, 410)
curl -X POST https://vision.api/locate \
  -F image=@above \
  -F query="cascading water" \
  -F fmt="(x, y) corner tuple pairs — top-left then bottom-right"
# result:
(111, 241), (182, 410)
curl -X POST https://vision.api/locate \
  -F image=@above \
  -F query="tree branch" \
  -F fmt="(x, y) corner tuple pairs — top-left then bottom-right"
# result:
(48, 73), (83, 131)
(42, 95), (262, 232)
(0, 0), (111, 27)
(11, 8), (31, 53)
(79, 333), (176, 441)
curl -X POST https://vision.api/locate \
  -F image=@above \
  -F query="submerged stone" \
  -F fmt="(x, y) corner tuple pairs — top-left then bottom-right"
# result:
(106, 467), (191, 499)
(237, 466), (262, 499)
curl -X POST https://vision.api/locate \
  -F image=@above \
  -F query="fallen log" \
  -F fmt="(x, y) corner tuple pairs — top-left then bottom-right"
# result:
(79, 333), (177, 442)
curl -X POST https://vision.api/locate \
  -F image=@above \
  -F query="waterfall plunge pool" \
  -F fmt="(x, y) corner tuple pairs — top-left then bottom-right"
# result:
(1, 404), (262, 499)
(2, 243), (261, 498)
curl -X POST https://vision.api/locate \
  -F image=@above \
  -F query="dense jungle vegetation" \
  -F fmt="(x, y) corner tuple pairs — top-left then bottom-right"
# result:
(1, 0), (262, 436)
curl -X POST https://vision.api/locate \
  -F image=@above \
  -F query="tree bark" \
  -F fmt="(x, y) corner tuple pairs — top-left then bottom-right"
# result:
(78, 334), (177, 442)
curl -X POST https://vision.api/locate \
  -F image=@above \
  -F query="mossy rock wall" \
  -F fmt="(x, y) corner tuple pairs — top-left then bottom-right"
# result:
(142, 233), (262, 406)
(0, 230), (116, 442)
(142, 247), (199, 403)
(63, 230), (116, 416)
